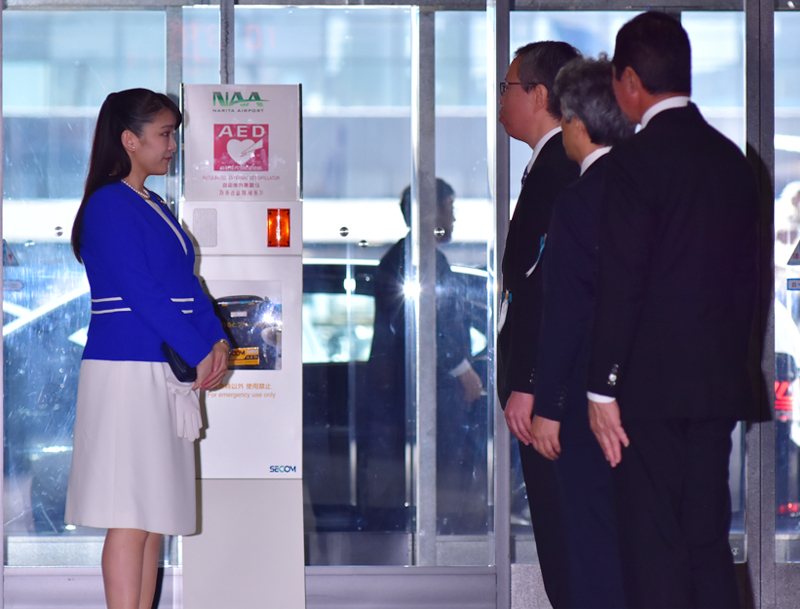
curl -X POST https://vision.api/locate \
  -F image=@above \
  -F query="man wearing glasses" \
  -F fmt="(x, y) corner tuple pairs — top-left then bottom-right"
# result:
(497, 41), (579, 608)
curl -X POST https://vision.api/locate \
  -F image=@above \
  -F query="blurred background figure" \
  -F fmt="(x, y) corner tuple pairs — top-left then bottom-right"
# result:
(364, 178), (487, 534)
(774, 180), (800, 532)
(776, 180), (800, 247)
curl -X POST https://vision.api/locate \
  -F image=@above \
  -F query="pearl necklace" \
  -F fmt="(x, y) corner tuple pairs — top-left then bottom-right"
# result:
(121, 179), (151, 201)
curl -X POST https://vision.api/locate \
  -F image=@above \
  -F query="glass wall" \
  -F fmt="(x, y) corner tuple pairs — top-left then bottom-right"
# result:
(683, 12), (745, 148)
(2, 5), (798, 604)
(434, 10), (493, 561)
(2, 11), (167, 566)
(683, 11), (748, 561)
(230, 6), (495, 567)
(183, 6), (221, 85)
(232, 6), (416, 565)
(774, 9), (800, 563)
(1, 3), (494, 572)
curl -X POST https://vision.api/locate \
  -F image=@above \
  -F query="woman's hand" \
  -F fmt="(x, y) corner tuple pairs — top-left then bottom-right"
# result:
(193, 342), (230, 391)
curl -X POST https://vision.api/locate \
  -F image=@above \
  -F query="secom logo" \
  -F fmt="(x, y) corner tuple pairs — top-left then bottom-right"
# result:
(270, 465), (297, 473)
(212, 91), (265, 108)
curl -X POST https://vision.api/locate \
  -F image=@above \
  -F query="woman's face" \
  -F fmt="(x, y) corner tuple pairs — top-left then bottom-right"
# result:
(127, 108), (178, 178)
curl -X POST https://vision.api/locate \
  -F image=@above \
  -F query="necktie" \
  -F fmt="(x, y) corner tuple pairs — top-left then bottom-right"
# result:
(521, 165), (529, 187)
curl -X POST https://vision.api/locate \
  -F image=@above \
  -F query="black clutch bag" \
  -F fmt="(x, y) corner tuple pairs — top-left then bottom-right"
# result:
(161, 342), (197, 383)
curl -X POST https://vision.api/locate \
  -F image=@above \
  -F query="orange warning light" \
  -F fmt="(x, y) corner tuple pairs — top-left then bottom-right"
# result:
(267, 208), (290, 247)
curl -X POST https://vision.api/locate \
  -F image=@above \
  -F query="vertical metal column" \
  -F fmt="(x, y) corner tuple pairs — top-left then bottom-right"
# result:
(488, 0), (511, 606)
(745, 0), (775, 607)
(411, 7), (438, 566)
(345, 249), (359, 508)
(405, 7), (420, 558)
(166, 6), (183, 211)
(0, 5), (6, 605)
(220, 0), (235, 85)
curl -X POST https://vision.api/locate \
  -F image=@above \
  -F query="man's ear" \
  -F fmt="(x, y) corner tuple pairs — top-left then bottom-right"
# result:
(575, 117), (589, 140)
(534, 84), (551, 113)
(621, 66), (643, 97)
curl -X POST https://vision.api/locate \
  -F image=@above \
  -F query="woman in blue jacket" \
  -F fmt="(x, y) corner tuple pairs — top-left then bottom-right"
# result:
(65, 89), (229, 609)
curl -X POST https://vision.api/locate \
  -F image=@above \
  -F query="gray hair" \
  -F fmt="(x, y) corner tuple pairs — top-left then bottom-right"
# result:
(554, 54), (635, 147)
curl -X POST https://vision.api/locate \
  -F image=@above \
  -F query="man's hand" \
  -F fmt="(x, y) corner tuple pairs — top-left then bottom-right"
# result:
(588, 398), (630, 467)
(530, 415), (561, 460)
(505, 391), (534, 445)
(458, 367), (483, 402)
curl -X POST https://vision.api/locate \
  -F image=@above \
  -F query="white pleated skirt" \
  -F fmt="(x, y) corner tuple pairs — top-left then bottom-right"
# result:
(65, 360), (197, 535)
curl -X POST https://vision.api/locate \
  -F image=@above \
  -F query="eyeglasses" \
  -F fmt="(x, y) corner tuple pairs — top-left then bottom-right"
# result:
(499, 81), (542, 96)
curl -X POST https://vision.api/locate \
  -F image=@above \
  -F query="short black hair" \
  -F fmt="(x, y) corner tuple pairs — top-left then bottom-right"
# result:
(399, 179), (455, 227)
(612, 11), (691, 95)
(554, 55), (636, 147)
(514, 41), (581, 120)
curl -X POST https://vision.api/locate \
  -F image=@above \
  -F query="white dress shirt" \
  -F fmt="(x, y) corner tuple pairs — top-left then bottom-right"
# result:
(580, 146), (611, 176)
(640, 95), (690, 129)
(524, 126), (563, 184)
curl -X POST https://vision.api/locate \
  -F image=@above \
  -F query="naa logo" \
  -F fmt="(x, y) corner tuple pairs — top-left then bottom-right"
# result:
(212, 91), (265, 108)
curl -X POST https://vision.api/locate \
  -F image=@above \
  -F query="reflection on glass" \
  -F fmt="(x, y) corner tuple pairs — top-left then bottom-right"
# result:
(432, 11), (493, 561)
(684, 12), (745, 151)
(236, 7), (413, 201)
(302, 292), (375, 364)
(183, 6), (221, 85)
(368, 180), (489, 538)
(3, 12), (166, 566)
(233, 6), (414, 565)
(216, 295), (283, 370)
(775, 11), (800, 563)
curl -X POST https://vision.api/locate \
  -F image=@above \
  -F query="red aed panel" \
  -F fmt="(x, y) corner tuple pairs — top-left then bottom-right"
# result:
(214, 124), (269, 171)
(267, 209), (290, 247)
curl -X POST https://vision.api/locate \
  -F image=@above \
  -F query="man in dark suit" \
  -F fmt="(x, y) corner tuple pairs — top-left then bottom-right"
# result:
(497, 41), (580, 607)
(586, 12), (761, 608)
(531, 55), (635, 608)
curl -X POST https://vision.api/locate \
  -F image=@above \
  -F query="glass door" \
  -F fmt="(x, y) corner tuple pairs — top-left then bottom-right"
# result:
(773, 8), (800, 606)
(233, 6), (417, 565)
(2, 11), (170, 568)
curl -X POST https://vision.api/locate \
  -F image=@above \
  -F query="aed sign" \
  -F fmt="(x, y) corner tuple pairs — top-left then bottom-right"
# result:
(214, 124), (269, 171)
(183, 84), (300, 201)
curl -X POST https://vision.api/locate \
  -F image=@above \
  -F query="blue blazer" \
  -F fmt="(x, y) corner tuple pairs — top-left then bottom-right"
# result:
(80, 182), (226, 367)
